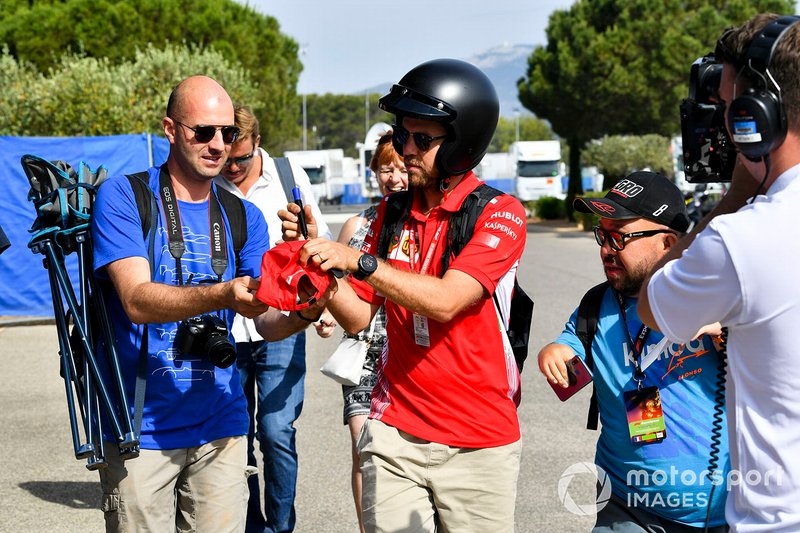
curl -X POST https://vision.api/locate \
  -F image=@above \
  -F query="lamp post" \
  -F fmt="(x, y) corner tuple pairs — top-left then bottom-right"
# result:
(300, 43), (309, 150)
(514, 107), (520, 144)
(365, 90), (370, 140)
(302, 93), (308, 150)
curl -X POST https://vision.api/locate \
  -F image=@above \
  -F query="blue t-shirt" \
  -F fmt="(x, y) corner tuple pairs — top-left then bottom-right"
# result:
(91, 166), (270, 449)
(556, 288), (730, 527)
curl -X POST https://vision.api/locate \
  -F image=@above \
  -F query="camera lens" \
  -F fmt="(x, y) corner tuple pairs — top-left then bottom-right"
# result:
(205, 335), (237, 368)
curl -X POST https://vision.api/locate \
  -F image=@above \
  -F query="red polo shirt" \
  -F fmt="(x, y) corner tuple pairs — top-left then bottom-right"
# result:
(350, 173), (526, 447)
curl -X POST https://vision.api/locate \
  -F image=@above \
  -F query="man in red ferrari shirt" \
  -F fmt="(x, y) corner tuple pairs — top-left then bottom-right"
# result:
(282, 58), (526, 532)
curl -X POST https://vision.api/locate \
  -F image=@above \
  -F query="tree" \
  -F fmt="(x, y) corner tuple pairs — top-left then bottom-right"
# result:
(583, 134), (672, 188)
(0, 0), (301, 149)
(488, 115), (554, 153)
(293, 93), (394, 157)
(0, 44), (263, 136)
(518, 0), (793, 215)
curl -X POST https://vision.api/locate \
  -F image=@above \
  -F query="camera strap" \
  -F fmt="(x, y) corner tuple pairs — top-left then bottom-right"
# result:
(158, 169), (228, 283)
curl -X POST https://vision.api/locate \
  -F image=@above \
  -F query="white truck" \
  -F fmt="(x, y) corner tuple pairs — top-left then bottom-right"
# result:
(475, 152), (516, 194)
(284, 148), (347, 205)
(510, 140), (565, 201)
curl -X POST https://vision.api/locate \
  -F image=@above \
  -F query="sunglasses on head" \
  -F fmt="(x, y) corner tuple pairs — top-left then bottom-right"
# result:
(392, 124), (447, 152)
(174, 120), (240, 144)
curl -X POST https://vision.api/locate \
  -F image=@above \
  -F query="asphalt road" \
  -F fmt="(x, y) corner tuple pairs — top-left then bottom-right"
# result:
(0, 219), (606, 533)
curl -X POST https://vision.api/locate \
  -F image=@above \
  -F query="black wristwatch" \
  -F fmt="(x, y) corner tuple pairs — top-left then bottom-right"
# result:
(353, 253), (378, 281)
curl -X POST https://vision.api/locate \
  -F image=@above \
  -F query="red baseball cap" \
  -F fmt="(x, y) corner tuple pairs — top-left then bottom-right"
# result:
(256, 241), (333, 311)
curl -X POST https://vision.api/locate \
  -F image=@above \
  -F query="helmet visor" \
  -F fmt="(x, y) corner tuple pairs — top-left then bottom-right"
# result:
(379, 84), (455, 120)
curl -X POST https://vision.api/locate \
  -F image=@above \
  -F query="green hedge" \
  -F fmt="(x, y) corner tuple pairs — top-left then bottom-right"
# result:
(532, 196), (566, 219)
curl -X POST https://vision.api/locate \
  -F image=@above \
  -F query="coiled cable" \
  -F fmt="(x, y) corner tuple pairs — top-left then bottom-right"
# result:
(704, 327), (728, 533)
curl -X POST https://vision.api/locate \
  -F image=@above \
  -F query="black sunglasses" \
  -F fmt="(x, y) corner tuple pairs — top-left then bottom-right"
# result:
(224, 150), (256, 168)
(593, 226), (675, 251)
(174, 120), (240, 144)
(392, 124), (447, 152)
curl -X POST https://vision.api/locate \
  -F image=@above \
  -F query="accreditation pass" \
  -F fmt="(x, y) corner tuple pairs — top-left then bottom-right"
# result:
(413, 312), (430, 347)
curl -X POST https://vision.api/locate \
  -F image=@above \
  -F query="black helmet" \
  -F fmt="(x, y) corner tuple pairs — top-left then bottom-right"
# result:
(379, 58), (499, 176)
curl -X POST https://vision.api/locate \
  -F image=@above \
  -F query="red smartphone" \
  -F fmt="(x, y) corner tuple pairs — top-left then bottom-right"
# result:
(549, 355), (593, 401)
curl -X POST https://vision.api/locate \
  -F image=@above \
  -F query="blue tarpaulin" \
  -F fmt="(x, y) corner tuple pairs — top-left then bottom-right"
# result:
(0, 134), (169, 316)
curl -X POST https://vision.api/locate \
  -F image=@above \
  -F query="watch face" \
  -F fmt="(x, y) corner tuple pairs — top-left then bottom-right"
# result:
(361, 254), (378, 272)
(355, 253), (378, 280)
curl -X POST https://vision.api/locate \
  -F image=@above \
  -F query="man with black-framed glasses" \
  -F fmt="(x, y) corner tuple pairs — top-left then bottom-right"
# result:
(538, 171), (729, 531)
(91, 76), (332, 532)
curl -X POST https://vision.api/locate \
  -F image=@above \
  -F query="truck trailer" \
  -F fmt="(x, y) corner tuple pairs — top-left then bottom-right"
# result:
(510, 140), (565, 201)
(284, 148), (347, 205)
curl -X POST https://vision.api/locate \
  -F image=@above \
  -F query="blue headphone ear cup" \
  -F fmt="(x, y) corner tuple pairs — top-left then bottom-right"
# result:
(728, 89), (786, 159)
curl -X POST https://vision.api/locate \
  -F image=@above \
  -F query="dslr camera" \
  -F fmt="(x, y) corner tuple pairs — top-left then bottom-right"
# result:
(174, 314), (237, 368)
(679, 54), (737, 182)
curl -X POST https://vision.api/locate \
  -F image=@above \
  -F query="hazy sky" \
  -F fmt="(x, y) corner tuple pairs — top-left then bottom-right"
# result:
(248, 0), (576, 94)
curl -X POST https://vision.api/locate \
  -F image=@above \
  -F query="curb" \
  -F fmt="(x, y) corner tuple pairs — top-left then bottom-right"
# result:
(0, 317), (55, 328)
(527, 219), (586, 233)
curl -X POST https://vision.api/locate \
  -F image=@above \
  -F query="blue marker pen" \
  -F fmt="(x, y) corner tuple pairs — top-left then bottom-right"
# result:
(292, 186), (309, 239)
(293, 186), (344, 278)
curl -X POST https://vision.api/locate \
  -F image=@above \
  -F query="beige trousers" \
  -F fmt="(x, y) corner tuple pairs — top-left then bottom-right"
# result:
(99, 435), (252, 533)
(358, 418), (521, 533)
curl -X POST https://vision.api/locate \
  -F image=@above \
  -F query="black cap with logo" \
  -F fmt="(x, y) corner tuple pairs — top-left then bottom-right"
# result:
(573, 171), (690, 232)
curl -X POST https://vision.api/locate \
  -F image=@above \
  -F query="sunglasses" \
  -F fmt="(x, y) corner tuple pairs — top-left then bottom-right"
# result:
(224, 150), (256, 168)
(392, 124), (447, 152)
(593, 226), (675, 252)
(174, 120), (240, 144)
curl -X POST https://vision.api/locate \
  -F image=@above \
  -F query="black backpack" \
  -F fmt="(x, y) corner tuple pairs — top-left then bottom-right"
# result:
(375, 183), (534, 372)
(575, 280), (609, 430)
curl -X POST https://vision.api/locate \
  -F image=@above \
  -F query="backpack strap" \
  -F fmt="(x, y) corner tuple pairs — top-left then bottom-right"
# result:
(214, 186), (248, 276)
(495, 279), (534, 372)
(443, 183), (504, 271)
(576, 280), (609, 430)
(375, 190), (413, 260)
(124, 172), (158, 440)
(126, 172), (158, 274)
(273, 157), (297, 203)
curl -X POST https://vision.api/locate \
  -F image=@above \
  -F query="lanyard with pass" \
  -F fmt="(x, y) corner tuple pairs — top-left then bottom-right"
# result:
(615, 290), (667, 445)
(614, 290), (650, 389)
(407, 218), (446, 347)
(407, 218), (447, 275)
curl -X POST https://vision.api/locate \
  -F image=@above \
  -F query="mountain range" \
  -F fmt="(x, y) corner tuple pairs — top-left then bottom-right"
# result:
(360, 43), (536, 118)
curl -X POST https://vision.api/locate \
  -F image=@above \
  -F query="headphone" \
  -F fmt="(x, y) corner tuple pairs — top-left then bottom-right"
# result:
(728, 15), (800, 160)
